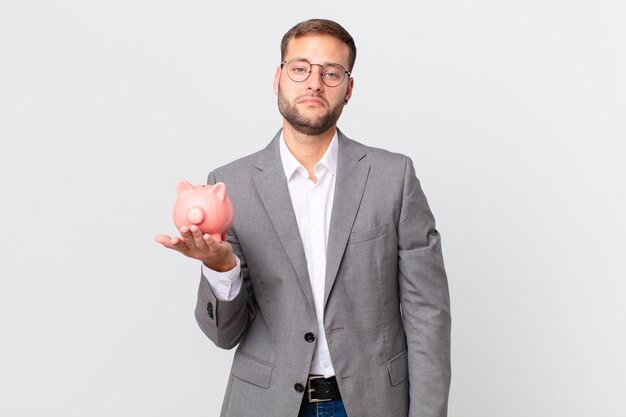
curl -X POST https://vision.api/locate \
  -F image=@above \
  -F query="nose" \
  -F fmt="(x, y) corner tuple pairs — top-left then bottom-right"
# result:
(304, 64), (324, 92)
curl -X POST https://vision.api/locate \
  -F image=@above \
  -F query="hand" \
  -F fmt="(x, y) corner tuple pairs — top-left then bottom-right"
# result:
(154, 225), (237, 272)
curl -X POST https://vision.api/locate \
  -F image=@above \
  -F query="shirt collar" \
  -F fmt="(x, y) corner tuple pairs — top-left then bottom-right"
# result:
(279, 130), (338, 180)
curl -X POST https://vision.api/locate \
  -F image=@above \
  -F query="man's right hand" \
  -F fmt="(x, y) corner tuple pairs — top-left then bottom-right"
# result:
(154, 225), (237, 272)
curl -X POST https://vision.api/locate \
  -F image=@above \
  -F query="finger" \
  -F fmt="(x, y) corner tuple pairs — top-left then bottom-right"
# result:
(154, 234), (172, 246)
(203, 234), (221, 252)
(169, 236), (190, 254)
(190, 225), (207, 249)
(203, 233), (214, 247)
(154, 234), (188, 254)
(179, 226), (196, 249)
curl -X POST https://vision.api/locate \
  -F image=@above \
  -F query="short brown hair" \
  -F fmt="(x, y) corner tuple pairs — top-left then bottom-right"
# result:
(280, 19), (357, 72)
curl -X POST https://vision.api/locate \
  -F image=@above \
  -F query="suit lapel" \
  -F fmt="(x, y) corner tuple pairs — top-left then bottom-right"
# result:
(324, 131), (370, 310)
(252, 131), (316, 314)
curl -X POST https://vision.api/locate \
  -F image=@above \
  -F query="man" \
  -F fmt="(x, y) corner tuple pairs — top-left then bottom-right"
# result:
(155, 19), (451, 417)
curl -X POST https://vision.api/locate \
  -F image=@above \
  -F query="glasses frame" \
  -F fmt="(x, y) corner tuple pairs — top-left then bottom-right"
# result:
(280, 59), (351, 87)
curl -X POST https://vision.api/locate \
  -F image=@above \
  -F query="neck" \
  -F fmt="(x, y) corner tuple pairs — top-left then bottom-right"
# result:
(282, 122), (335, 176)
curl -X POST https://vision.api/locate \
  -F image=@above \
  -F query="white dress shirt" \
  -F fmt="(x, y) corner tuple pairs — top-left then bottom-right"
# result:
(202, 131), (338, 377)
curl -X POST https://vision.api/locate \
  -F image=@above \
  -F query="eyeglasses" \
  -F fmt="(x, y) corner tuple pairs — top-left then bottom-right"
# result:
(280, 59), (351, 87)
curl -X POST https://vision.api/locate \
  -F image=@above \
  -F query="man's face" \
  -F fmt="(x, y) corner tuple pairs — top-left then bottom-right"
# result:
(273, 34), (354, 136)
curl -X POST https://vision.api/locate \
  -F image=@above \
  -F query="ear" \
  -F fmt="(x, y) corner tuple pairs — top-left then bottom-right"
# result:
(273, 65), (281, 96)
(211, 182), (227, 201)
(176, 180), (194, 196)
(344, 76), (354, 103)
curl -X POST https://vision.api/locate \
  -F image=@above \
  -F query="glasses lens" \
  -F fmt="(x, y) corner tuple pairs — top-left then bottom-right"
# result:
(286, 60), (311, 82)
(321, 64), (346, 87)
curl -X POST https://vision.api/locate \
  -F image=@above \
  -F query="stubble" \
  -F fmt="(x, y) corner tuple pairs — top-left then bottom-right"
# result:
(277, 87), (344, 136)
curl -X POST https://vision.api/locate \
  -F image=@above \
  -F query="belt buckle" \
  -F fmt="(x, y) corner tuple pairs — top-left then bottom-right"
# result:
(307, 375), (331, 403)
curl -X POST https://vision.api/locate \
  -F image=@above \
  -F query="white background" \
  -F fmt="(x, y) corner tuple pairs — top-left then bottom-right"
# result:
(1, 1), (625, 416)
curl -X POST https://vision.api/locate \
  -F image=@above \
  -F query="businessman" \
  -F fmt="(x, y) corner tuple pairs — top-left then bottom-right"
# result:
(156, 19), (451, 417)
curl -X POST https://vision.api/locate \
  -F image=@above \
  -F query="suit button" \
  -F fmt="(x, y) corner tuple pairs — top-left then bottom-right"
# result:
(294, 383), (305, 393)
(304, 332), (315, 343)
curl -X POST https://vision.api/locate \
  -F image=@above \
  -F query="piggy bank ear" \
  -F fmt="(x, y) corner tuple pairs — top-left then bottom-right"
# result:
(211, 182), (227, 201)
(176, 180), (194, 196)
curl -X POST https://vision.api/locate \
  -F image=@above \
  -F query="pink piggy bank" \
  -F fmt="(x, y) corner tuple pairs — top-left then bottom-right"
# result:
(172, 180), (234, 243)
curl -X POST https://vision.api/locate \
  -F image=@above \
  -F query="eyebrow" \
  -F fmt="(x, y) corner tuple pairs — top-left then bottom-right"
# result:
(289, 57), (346, 68)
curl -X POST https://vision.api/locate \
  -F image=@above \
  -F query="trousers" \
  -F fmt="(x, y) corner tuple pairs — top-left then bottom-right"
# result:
(298, 398), (348, 417)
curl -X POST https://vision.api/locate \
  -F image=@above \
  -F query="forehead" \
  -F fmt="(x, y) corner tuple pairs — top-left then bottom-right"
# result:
(284, 34), (350, 67)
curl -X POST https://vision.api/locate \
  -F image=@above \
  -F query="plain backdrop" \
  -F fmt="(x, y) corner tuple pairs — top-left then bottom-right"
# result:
(1, 1), (625, 416)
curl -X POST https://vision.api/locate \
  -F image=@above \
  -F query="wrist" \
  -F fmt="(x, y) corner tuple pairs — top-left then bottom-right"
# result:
(203, 255), (237, 272)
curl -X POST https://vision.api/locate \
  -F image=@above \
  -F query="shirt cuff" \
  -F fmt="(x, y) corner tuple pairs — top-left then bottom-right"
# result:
(201, 255), (242, 301)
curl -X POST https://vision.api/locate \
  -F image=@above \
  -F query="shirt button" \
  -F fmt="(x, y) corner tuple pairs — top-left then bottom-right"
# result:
(304, 332), (315, 343)
(323, 361), (330, 368)
(221, 282), (229, 287)
(294, 383), (305, 393)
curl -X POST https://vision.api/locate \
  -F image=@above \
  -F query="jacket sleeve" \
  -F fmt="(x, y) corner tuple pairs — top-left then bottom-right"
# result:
(397, 156), (452, 417)
(194, 171), (256, 350)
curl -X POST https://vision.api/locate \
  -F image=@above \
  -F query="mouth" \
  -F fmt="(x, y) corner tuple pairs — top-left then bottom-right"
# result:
(298, 96), (326, 107)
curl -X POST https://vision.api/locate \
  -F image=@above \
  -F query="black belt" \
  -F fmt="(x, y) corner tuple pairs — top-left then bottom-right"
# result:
(306, 375), (342, 403)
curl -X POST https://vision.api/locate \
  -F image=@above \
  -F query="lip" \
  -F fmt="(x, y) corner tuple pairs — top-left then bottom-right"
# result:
(298, 97), (326, 106)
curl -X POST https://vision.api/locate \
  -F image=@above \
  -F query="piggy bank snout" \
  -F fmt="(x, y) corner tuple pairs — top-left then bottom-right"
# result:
(186, 207), (205, 225)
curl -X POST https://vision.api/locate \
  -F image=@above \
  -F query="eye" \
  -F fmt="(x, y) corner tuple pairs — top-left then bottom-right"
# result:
(287, 60), (311, 74)
(322, 64), (344, 79)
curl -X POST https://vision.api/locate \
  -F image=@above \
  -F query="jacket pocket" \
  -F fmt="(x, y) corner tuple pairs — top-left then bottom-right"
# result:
(231, 350), (273, 389)
(386, 348), (408, 386)
(348, 222), (389, 245)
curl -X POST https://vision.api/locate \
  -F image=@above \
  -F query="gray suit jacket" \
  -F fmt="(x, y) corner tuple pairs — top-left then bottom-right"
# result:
(195, 129), (451, 417)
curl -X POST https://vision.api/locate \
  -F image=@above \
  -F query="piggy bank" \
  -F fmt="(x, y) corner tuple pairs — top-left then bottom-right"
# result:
(172, 180), (234, 243)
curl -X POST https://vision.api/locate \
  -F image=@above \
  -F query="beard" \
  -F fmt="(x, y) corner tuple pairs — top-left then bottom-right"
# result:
(277, 87), (344, 136)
